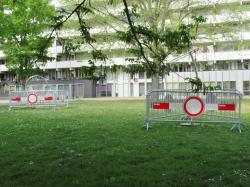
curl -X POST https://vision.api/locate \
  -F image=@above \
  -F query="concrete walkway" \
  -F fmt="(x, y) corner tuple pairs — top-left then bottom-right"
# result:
(81, 97), (145, 101)
(0, 97), (145, 105)
(0, 100), (8, 105)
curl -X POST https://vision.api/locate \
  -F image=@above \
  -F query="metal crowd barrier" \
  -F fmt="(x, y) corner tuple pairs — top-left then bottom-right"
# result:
(146, 89), (243, 132)
(9, 90), (69, 110)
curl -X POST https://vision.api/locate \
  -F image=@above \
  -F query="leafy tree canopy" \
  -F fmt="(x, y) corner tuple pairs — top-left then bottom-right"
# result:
(57, 0), (206, 87)
(0, 0), (56, 86)
(117, 0), (206, 89)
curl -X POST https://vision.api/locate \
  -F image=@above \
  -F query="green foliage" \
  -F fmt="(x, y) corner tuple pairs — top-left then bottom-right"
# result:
(79, 60), (100, 80)
(77, 50), (108, 80)
(58, 38), (81, 60)
(58, 0), (207, 89)
(91, 50), (107, 61)
(56, 0), (109, 82)
(123, 64), (144, 77)
(79, 59), (109, 81)
(0, 0), (56, 86)
(117, 3), (206, 89)
(185, 77), (222, 94)
(118, 15), (206, 59)
(109, 64), (123, 73)
(58, 0), (208, 91)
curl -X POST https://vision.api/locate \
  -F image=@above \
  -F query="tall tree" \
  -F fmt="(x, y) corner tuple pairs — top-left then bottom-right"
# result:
(56, 0), (206, 90)
(0, 0), (56, 88)
(118, 0), (205, 89)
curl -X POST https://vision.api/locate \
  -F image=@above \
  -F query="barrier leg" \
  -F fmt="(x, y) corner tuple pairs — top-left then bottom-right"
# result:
(231, 123), (242, 133)
(146, 118), (151, 130)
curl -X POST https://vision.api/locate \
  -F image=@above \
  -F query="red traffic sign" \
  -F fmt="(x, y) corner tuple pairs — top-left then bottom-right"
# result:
(27, 93), (38, 105)
(183, 96), (204, 117)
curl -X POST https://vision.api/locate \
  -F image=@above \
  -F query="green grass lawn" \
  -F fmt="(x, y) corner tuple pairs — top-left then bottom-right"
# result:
(0, 100), (250, 187)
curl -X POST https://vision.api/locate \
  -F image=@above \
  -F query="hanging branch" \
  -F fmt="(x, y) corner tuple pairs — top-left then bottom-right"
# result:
(34, 0), (89, 59)
(121, 0), (155, 73)
(50, 0), (89, 38)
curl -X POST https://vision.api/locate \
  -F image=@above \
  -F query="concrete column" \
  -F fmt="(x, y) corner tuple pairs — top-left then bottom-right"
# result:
(236, 70), (243, 94)
(69, 84), (72, 99)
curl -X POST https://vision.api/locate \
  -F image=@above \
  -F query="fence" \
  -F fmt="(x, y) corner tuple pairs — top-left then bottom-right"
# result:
(26, 83), (85, 99)
(146, 89), (243, 132)
(9, 90), (69, 110)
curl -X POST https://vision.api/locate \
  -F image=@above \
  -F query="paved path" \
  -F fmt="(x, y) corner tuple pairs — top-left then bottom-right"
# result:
(0, 99), (8, 105)
(81, 97), (145, 101)
(0, 97), (145, 105)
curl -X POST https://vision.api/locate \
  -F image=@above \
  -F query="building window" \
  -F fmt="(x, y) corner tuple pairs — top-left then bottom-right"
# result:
(159, 83), (164, 89)
(139, 83), (145, 96)
(97, 83), (112, 97)
(223, 81), (236, 90)
(243, 81), (250, 96)
(0, 59), (5, 65)
(146, 73), (151, 79)
(201, 62), (213, 71)
(237, 61), (242, 70)
(147, 83), (152, 91)
(217, 82), (222, 89)
(243, 60), (249, 70)
(216, 61), (229, 70)
(139, 72), (145, 79)
(56, 39), (63, 46)
(130, 83), (134, 97)
(179, 64), (184, 72)
(186, 63), (191, 72)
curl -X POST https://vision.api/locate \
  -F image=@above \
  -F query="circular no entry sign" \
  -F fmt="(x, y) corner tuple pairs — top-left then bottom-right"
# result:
(183, 96), (204, 117)
(27, 93), (38, 105)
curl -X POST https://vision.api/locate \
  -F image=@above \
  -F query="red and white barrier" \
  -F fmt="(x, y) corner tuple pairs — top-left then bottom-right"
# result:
(152, 96), (236, 117)
(9, 90), (68, 110)
(147, 89), (242, 131)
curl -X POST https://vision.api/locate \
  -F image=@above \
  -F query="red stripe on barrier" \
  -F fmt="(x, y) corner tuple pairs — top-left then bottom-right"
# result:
(218, 104), (235, 111)
(12, 96), (21, 102)
(152, 102), (169, 110)
(45, 96), (53, 101)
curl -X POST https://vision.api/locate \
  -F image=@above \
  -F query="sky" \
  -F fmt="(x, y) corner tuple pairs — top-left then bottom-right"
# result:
(51, 0), (61, 7)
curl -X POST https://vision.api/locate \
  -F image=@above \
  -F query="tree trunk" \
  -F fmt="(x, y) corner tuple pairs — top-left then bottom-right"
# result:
(21, 82), (26, 91)
(151, 62), (161, 90)
(151, 73), (160, 90)
(151, 73), (160, 100)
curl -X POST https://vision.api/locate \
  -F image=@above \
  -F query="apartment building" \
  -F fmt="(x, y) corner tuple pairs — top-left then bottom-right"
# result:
(0, 0), (250, 97)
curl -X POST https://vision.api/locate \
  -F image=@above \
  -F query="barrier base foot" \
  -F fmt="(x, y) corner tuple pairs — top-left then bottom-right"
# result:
(231, 123), (244, 133)
(180, 122), (202, 126)
(146, 122), (151, 130)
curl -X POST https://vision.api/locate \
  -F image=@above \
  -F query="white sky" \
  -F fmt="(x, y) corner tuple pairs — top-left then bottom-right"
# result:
(51, 0), (61, 7)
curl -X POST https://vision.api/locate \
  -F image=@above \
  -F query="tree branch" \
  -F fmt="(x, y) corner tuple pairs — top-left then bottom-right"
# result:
(122, 0), (155, 73)
(49, 0), (89, 38)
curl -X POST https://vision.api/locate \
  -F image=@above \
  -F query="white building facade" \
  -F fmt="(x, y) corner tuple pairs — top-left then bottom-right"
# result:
(0, 0), (250, 97)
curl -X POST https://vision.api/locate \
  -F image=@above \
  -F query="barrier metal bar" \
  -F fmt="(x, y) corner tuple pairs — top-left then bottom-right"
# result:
(9, 90), (69, 110)
(146, 89), (243, 132)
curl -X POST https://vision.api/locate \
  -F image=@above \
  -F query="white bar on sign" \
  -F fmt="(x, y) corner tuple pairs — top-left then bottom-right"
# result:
(169, 103), (183, 110)
(205, 104), (218, 111)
